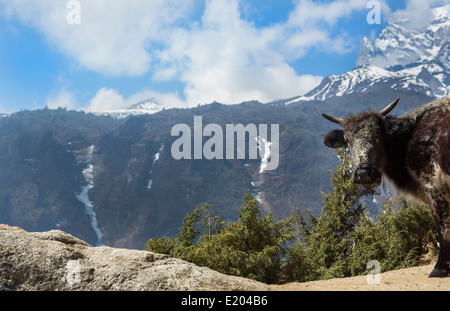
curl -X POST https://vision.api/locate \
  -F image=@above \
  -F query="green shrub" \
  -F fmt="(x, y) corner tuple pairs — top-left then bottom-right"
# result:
(146, 149), (437, 284)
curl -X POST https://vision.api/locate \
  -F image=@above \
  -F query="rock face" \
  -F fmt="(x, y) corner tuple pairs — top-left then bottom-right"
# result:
(0, 224), (269, 291)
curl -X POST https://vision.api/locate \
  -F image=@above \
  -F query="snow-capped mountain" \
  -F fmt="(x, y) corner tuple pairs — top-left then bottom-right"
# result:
(289, 4), (449, 103)
(356, 5), (449, 69)
(95, 99), (165, 119)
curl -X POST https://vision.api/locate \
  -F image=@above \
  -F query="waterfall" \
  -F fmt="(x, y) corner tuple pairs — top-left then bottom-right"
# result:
(258, 136), (272, 175)
(249, 136), (273, 204)
(251, 136), (272, 188)
(147, 144), (164, 190)
(75, 145), (104, 246)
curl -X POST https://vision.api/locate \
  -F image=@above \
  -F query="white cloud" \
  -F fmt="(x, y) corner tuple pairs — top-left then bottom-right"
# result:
(156, 0), (324, 106)
(86, 88), (125, 112)
(0, 0), (193, 76)
(45, 90), (78, 110)
(287, 0), (367, 27)
(389, 0), (447, 29)
(282, 0), (370, 58)
(390, 0), (433, 29)
(1, 0), (377, 109)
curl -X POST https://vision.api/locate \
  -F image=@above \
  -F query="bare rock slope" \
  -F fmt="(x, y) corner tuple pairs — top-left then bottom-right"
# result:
(0, 224), (269, 291)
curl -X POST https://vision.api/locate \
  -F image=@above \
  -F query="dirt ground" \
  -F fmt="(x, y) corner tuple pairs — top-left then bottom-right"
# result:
(271, 263), (450, 291)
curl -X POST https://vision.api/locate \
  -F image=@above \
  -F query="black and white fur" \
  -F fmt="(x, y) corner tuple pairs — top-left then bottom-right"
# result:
(322, 98), (450, 277)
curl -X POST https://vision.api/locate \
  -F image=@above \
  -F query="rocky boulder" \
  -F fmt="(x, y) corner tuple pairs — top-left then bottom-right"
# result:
(0, 224), (270, 291)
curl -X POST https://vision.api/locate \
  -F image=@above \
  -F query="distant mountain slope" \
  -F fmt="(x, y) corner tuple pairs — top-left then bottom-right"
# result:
(0, 108), (120, 244)
(0, 89), (433, 249)
(91, 101), (334, 248)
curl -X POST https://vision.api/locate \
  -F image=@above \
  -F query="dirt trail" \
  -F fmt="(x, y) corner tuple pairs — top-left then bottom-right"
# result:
(271, 263), (450, 291)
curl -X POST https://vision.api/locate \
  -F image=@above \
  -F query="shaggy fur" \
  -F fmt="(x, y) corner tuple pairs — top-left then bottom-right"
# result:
(323, 98), (450, 277)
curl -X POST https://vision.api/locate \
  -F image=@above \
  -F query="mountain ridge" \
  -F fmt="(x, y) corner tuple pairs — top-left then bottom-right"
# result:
(0, 89), (434, 248)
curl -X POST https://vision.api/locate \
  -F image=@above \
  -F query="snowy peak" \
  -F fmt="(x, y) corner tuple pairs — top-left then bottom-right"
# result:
(437, 41), (450, 71)
(127, 100), (163, 113)
(95, 99), (165, 119)
(356, 5), (450, 68)
(290, 4), (450, 103)
(296, 65), (437, 101)
(297, 61), (448, 102)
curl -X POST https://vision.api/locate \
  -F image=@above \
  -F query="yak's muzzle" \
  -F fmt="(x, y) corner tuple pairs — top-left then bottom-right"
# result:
(353, 165), (381, 185)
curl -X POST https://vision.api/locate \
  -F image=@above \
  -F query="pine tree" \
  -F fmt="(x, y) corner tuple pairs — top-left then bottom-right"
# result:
(350, 198), (437, 274)
(146, 191), (297, 284)
(298, 148), (377, 280)
(146, 149), (437, 284)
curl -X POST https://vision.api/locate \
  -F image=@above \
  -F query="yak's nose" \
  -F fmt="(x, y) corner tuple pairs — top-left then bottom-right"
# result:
(353, 165), (381, 185)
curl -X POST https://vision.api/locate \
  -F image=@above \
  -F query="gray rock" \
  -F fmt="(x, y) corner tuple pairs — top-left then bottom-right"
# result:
(0, 224), (270, 291)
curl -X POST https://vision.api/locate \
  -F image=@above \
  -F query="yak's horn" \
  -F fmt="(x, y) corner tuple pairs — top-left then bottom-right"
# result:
(379, 98), (400, 116)
(322, 113), (344, 125)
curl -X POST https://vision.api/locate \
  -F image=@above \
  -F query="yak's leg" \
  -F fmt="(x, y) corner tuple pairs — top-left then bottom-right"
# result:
(428, 194), (450, 278)
(429, 225), (450, 277)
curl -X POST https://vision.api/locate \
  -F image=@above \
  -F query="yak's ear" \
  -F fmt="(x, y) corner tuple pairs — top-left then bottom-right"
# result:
(323, 129), (346, 148)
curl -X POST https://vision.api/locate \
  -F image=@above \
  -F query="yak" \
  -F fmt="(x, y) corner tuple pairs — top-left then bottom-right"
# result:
(322, 97), (450, 277)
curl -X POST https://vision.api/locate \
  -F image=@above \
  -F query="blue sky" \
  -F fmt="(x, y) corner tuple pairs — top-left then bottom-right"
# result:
(0, 0), (443, 113)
